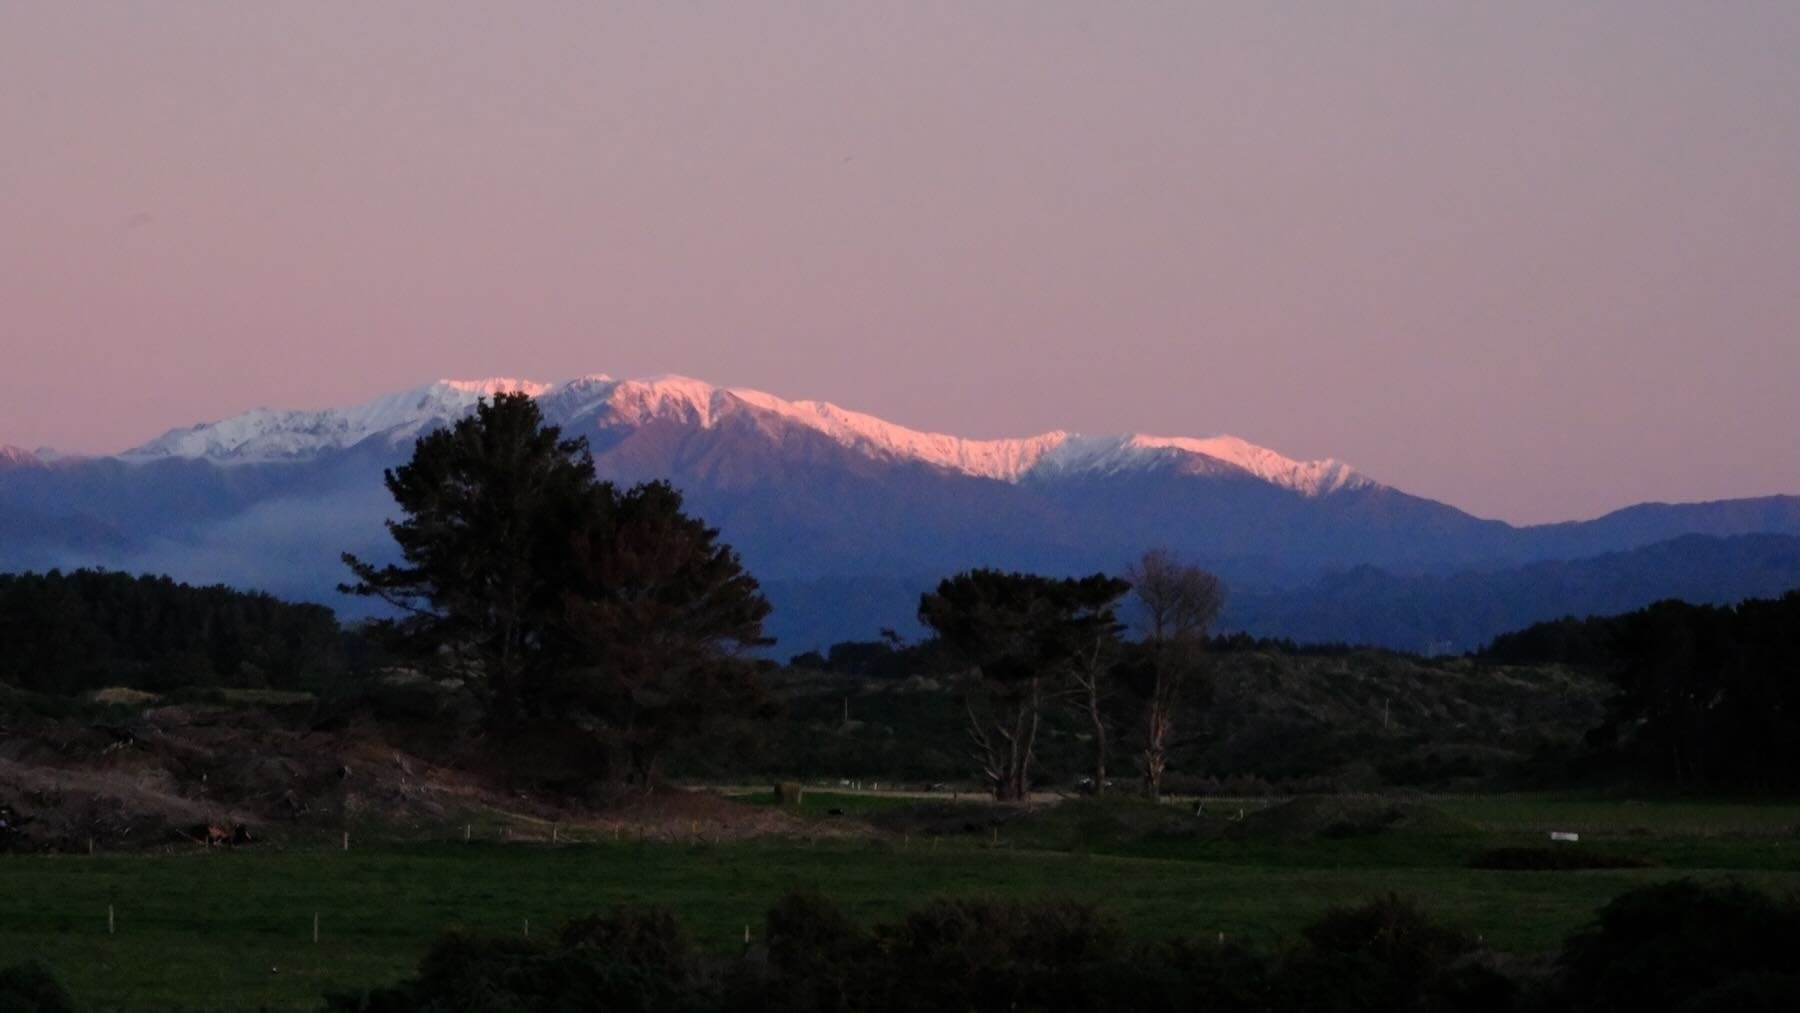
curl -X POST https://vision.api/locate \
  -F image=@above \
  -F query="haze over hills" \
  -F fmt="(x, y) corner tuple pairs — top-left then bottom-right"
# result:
(4, 373), (1799, 652)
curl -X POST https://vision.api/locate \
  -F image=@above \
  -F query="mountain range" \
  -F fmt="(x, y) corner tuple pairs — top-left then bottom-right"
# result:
(4, 373), (1798, 652)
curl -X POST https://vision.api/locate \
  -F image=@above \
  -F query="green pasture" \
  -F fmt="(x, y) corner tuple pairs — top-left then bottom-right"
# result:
(5, 794), (1800, 1012)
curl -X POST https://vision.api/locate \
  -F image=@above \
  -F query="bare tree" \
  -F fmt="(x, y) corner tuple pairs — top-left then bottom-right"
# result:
(1066, 632), (1123, 796)
(1126, 549), (1225, 801)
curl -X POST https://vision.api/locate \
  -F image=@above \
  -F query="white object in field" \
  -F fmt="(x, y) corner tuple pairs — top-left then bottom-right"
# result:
(1550, 831), (1580, 842)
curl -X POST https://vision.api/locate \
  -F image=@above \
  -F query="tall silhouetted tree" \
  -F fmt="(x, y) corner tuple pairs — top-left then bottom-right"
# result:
(340, 392), (600, 718)
(558, 481), (773, 789)
(1125, 549), (1224, 801)
(341, 394), (772, 787)
(919, 570), (1129, 801)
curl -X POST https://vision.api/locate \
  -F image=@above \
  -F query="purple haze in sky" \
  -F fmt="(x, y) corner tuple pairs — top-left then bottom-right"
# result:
(2, 3), (1797, 524)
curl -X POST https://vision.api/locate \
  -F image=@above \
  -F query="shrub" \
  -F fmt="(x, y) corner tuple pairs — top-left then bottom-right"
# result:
(1110, 939), (1275, 1013)
(1673, 972), (1800, 1013)
(730, 890), (875, 1013)
(1278, 894), (1480, 1013)
(327, 926), (706, 1013)
(876, 898), (1127, 1013)
(1554, 880), (1800, 1012)
(0, 962), (78, 1013)
(558, 906), (697, 981)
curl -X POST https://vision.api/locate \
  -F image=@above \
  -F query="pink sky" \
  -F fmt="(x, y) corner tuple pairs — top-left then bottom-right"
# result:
(3, 3), (1797, 524)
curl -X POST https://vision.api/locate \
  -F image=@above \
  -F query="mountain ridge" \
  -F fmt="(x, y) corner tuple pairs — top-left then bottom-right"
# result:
(0, 446), (42, 468)
(114, 374), (1370, 497)
(4, 371), (1798, 651)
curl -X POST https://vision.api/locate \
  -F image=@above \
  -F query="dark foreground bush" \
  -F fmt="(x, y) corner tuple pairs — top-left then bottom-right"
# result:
(1470, 845), (1657, 871)
(0, 961), (79, 1013)
(875, 897), (1129, 1013)
(327, 882), (1800, 1013)
(1277, 893), (1513, 1013)
(325, 911), (711, 1013)
(335, 893), (1521, 1013)
(1553, 879), (1800, 1012)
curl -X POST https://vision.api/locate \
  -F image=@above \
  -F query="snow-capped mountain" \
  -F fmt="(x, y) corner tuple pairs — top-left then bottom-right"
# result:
(6, 370), (1800, 652)
(121, 373), (1368, 497)
(124, 378), (548, 463)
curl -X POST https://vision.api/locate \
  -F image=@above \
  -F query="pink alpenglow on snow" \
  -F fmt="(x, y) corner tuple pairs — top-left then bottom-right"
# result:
(3, 4), (1798, 523)
(118, 373), (1369, 498)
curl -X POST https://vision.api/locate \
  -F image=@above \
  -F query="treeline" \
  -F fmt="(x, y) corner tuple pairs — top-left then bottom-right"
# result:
(787, 589), (1800, 795)
(1595, 593), (1800, 788)
(0, 569), (343, 694)
(789, 630), (1358, 677)
(302, 879), (1799, 1013)
(1477, 615), (1627, 668)
(1479, 591), (1800, 789)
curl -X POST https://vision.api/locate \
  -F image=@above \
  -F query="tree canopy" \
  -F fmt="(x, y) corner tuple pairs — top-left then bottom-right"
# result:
(919, 569), (1130, 800)
(342, 392), (771, 787)
(1593, 592), (1800, 788)
(0, 569), (342, 694)
(1124, 549), (1225, 800)
(341, 392), (602, 716)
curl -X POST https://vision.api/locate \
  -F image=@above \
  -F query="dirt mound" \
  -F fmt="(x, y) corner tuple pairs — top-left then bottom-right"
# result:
(0, 707), (813, 852)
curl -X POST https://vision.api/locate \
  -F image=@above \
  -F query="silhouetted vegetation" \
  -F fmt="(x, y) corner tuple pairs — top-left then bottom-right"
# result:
(0, 961), (79, 1013)
(1556, 880), (1800, 1012)
(341, 392), (773, 789)
(324, 880), (1800, 1013)
(1475, 614), (1625, 668)
(1565, 592), (1800, 789)
(786, 631), (958, 679)
(918, 569), (1131, 800)
(1122, 549), (1225, 799)
(0, 569), (342, 694)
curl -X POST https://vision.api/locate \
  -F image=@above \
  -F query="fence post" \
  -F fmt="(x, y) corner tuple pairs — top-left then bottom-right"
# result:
(314, 912), (320, 944)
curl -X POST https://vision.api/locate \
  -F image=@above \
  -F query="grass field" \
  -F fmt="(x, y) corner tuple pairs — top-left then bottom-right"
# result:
(5, 794), (1800, 1012)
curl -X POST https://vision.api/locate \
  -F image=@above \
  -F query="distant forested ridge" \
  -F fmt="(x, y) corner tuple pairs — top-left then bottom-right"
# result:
(0, 569), (343, 694)
(1223, 533), (1800, 653)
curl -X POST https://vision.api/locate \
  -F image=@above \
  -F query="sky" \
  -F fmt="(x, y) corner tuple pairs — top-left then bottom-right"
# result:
(3, 3), (1797, 525)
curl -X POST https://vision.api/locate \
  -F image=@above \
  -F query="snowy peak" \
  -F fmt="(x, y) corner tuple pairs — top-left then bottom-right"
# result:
(123, 379), (546, 463)
(603, 375), (734, 428)
(111, 372), (1369, 496)
(722, 386), (1067, 481)
(0, 445), (42, 468)
(572, 375), (1366, 496)
(1123, 435), (1364, 495)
